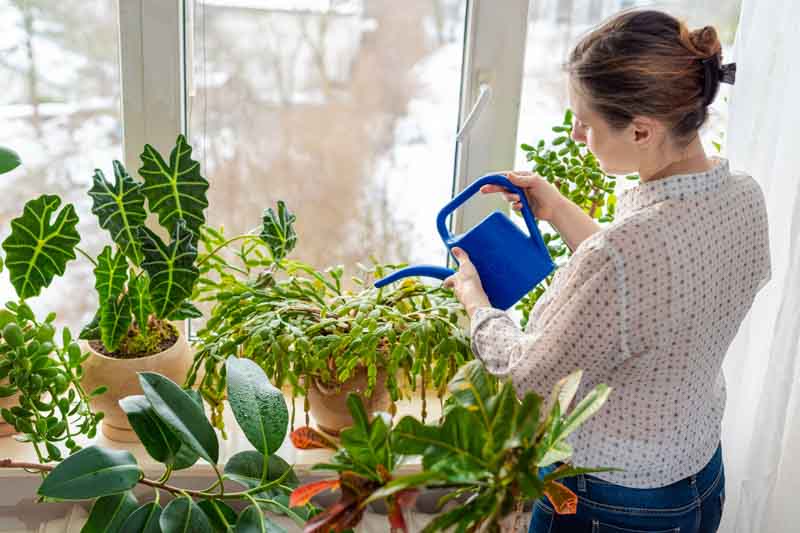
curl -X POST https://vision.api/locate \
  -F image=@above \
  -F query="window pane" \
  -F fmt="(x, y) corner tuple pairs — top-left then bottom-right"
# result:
(188, 0), (468, 272)
(515, 0), (741, 174)
(0, 0), (123, 330)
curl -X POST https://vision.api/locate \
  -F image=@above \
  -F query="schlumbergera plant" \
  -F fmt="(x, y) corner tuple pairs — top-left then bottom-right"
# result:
(0, 149), (103, 463)
(515, 109), (638, 328)
(0, 357), (316, 532)
(289, 361), (613, 533)
(186, 201), (471, 431)
(78, 135), (209, 356)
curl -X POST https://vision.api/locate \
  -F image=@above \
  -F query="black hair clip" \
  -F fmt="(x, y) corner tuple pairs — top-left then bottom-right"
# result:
(701, 55), (736, 106)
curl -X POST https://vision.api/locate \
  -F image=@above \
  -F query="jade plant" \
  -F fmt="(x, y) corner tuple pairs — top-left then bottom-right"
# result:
(290, 361), (613, 532)
(515, 109), (638, 328)
(0, 356), (316, 532)
(187, 202), (471, 431)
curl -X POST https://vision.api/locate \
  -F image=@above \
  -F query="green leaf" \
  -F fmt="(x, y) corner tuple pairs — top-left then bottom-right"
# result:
(100, 294), (132, 353)
(393, 407), (485, 471)
(551, 369), (583, 415)
(167, 300), (202, 320)
(557, 383), (611, 441)
(79, 312), (101, 341)
(260, 201), (297, 262)
(95, 246), (128, 304)
(139, 135), (209, 237)
(82, 491), (139, 533)
(138, 221), (200, 319)
(487, 381), (518, 450)
(120, 502), (162, 533)
(139, 372), (219, 464)
(226, 357), (288, 455)
(446, 360), (496, 428)
(160, 497), (214, 533)
(38, 445), (141, 500)
(539, 440), (573, 467)
(0, 146), (21, 175)
(223, 450), (299, 492)
(128, 271), (152, 335)
(198, 499), (237, 532)
(2, 195), (80, 299)
(119, 394), (181, 466)
(89, 161), (147, 264)
(236, 505), (286, 533)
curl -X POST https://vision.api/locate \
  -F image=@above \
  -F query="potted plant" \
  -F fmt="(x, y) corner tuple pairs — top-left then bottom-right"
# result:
(186, 202), (472, 436)
(290, 360), (613, 532)
(0, 356), (316, 531)
(515, 109), (637, 327)
(1, 135), (211, 441)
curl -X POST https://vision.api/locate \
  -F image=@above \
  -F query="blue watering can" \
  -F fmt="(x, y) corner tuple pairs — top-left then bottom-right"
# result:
(374, 174), (555, 310)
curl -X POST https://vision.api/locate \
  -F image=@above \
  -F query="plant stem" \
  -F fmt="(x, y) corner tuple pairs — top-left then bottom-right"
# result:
(75, 246), (98, 267)
(197, 235), (262, 268)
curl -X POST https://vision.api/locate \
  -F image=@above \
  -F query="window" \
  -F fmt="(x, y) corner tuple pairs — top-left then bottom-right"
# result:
(0, 0), (123, 331)
(187, 0), (469, 271)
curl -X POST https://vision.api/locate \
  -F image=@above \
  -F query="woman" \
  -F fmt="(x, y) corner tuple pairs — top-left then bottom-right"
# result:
(443, 9), (771, 533)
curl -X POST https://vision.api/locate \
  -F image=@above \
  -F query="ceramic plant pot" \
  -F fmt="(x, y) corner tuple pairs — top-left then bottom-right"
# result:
(81, 331), (193, 442)
(306, 366), (390, 436)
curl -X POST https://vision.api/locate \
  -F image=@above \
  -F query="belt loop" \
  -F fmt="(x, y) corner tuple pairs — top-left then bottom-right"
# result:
(577, 473), (587, 492)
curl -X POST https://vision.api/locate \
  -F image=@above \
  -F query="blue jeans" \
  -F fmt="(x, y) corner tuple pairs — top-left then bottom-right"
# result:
(529, 444), (725, 533)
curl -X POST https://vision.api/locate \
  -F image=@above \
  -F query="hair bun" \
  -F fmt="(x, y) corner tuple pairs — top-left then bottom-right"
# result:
(688, 26), (722, 58)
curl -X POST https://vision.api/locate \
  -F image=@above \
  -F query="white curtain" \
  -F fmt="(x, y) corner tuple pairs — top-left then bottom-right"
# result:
(720, 0), (800, 531)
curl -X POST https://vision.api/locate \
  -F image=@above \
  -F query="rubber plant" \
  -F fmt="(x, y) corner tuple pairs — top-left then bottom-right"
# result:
(290, 360), (614, 532)
(186, 202), (471, 432)
(0, 356), (317, 531)
(77, 134), (209, 356)
(515, 109), (638, 328)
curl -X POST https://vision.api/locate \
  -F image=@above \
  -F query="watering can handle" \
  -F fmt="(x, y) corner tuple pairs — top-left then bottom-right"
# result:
(436, 174), (548, 254)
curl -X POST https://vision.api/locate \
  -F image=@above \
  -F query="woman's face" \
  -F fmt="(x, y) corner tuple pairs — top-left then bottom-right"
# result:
(568, 79), (641, 175)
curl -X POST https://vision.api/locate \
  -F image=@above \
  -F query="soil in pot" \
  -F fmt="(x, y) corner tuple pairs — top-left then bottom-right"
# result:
(81, 322), (193, 442)
(307, 366), (390, 436)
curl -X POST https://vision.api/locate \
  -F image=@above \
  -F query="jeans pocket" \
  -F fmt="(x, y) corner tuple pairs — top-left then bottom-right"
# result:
(529, 500), (554, 533)
(591, 521), (680, 533)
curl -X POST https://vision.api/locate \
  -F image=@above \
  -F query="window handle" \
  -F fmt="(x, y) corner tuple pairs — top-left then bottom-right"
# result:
(455, 82), (492, 142)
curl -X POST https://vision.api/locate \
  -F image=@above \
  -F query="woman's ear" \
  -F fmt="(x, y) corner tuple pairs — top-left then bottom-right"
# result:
(629, 116), (662, 147)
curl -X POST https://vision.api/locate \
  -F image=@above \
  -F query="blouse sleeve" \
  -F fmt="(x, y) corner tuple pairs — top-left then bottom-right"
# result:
(469, 241), (625, 397)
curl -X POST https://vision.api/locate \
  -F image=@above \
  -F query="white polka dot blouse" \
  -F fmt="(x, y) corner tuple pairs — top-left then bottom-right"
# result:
(469, 157), (771, 488)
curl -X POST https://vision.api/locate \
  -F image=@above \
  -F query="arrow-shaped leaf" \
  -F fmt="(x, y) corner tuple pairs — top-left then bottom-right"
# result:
(100, 293), (132, 353)
(89, 161), (147, 264)
(95, 246), (127, 304)
(128, 270), (152, 336)
(260, 201), (297, 262)
(2, 195), (80, 299)
(139, 221), (199, 319)
(139, 135), (209, 237)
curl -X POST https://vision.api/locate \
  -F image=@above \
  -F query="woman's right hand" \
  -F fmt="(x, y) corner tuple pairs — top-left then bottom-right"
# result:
(480, 171), (565, 223)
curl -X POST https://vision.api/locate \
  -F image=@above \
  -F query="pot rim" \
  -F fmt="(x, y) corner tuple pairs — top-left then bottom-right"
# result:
(84, 327), (187, 363)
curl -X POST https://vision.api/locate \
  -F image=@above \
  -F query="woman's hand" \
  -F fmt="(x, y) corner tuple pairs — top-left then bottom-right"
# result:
(443, 248), (491, 318)
(480, 171), (565, 222)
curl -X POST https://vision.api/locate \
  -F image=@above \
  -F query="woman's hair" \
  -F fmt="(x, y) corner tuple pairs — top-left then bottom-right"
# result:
(567, 9), (723, 145)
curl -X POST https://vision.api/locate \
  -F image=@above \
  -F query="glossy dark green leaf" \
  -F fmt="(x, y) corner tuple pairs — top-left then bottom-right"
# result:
(128, 271), (152, 335)
(82, 491), (139, 533)
(159, 497), (213, 533)
(139, 135), (209, 237)
(223, 450), (298, 491)
(138, 221), (199, 319)
(226, 357), (288, 455)
(260, 201), (297, 262)
(119, 394), (180, 466)
(139, 372), (219, 464)
(100, 294), (132, 353)
(95, 246), (128, 304)
(198, 499), (237, 532)
(236, 505), (286, 533)
(0, 146), (21, 175)
(120, 502), (162, 533)
(79, 311), (101, 341)
(393, 407), (485, 471)
(89, 161), (146, 264)
(2, 195), (80, 298)
(167, 300), (202, 320)
(37, 445), (141, 500)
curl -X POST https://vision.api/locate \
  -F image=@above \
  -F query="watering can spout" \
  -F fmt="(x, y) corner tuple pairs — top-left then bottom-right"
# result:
(373, 265), (455, 288)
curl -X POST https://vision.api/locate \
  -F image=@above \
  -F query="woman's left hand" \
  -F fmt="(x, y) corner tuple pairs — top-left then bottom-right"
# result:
(443, 247), (491, 318)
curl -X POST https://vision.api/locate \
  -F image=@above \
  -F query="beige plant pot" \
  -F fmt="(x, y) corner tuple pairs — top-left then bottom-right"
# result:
(306, 366), (390, 436)
(0, 379), (19, 438)
(81, 332), (193, 442)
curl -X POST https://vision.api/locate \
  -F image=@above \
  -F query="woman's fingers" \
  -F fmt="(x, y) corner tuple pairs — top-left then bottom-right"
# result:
(480, 184), (519, 202)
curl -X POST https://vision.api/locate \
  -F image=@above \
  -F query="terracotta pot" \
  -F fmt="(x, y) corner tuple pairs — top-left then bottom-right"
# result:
(0, 379), (19, 437)
(81, 331), (193, 442)
(307, 367), (390, 436)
